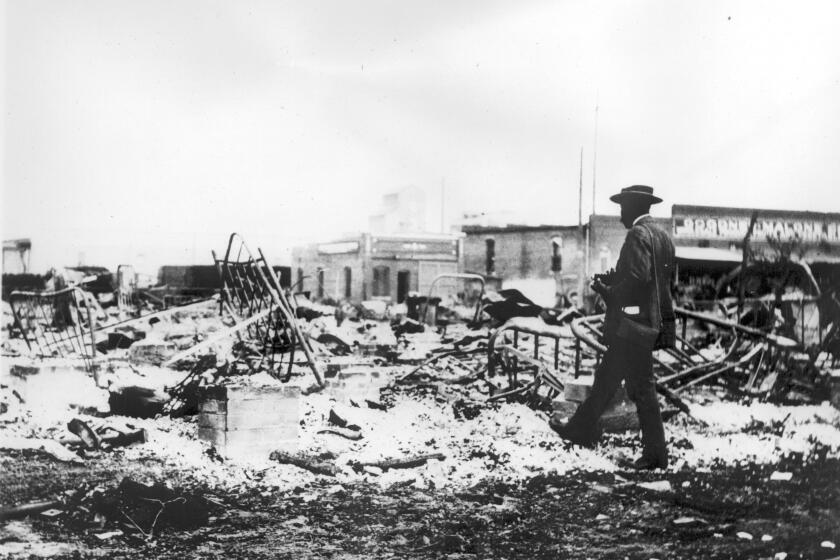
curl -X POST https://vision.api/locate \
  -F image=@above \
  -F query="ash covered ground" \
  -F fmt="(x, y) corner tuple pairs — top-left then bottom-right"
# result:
(1, 300), (839, 559)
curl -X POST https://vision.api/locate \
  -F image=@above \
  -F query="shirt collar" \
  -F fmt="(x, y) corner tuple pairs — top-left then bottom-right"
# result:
(632, 213), (651, 226)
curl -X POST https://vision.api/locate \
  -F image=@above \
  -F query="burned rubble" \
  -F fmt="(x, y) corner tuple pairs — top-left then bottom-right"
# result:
(2, 232), (840, 559)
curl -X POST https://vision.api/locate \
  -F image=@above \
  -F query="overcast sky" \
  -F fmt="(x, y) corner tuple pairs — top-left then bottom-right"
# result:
(3, 0), (840, 273)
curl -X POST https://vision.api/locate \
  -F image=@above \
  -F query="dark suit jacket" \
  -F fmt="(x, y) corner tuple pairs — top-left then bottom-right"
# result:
(602, 216), (676, 349)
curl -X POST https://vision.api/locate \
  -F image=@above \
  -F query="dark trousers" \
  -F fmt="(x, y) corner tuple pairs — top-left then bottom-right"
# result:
(566, 337), (667, 461)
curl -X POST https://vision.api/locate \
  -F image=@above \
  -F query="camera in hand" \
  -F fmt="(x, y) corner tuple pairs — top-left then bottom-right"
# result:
(592, 268), (617, 286)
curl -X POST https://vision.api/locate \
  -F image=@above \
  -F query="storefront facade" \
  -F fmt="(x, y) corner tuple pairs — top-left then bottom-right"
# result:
(292, 233), (462, 303)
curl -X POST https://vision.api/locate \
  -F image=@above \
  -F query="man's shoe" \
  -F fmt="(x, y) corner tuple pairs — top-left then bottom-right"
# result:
(623, 455), (668, 471)
(548, 418), (599, 448)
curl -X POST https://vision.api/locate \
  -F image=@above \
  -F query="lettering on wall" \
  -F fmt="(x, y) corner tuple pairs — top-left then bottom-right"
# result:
(317, 241), (360, 255)
(674, 216), (840, 244)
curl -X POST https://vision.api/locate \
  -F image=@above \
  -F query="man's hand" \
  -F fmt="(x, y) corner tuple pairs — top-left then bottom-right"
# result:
(591, 278), (609, 298)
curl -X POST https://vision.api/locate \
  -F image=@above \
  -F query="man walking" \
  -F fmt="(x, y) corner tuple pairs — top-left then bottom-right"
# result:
(551, 185), (676, 470)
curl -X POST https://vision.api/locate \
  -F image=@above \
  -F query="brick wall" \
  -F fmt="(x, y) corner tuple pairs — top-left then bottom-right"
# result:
(463, 226), (583, 281)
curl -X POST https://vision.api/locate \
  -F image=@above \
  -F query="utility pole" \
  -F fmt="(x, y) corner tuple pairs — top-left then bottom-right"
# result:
(440, 178), (445, 233)
(591, 99), (599, 216)
(577, 147), (585, 306)
(578, 147), (583, 228)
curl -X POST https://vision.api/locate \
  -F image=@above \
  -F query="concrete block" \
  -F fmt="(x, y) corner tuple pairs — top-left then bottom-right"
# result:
(197, 383), (301, 460)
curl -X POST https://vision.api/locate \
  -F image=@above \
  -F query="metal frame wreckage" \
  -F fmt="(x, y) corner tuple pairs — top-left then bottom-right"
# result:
(6, 232), (839, 412)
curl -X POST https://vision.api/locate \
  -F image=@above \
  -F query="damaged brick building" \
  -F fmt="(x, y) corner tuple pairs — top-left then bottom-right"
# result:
(292, 233), (462, 303)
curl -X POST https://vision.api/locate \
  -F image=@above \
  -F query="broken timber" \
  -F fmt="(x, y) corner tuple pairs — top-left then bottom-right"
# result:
(268, 451), (340, 476)
(353, 453), (446, 471)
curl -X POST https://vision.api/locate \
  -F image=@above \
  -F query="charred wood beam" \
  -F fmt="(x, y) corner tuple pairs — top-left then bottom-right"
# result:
(675, 307), (798, 348)
(352, 453), (446, 472)
(268, 451), (340, 476)
(0, 500), (63, 522)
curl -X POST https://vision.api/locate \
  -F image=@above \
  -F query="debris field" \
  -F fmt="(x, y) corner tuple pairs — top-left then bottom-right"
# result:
(2, 233), (840, 559)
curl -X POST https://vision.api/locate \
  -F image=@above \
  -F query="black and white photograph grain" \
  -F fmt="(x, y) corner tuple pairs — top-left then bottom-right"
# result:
(1, 1), (840, 559)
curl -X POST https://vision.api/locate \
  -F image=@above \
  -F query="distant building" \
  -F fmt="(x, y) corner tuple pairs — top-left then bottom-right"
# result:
(670, 205), (840, 292)
(2, 238), (31, 274)
(369, 186), (427, 235)
(589, 206), (840, 299)
(292, 233), (462, 303)
(460, 204), (840, 308)
(461, 224), (584, 307)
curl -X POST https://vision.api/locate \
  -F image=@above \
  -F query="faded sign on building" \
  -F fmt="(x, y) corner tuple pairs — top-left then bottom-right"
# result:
(673, 205), (840, 245)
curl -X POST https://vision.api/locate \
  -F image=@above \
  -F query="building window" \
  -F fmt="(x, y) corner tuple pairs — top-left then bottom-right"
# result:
(317, 268), (325, 298)
(551, 237), (563, 272)
(343, 266), (352, 299)
(485, 238), (495, 275)
(296, 268), (304, 292)
(372, 265), (390, 297)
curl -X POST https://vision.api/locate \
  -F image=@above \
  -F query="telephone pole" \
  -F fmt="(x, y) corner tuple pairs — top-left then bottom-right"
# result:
(591, 100), (599, 216)
(577, 147), (585, 306)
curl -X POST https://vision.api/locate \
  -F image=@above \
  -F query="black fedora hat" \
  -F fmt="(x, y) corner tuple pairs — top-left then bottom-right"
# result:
(609, 185), (662, 204)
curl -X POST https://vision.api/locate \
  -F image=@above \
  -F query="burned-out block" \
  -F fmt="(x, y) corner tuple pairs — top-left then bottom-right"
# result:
(197, 384), (300, 460)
